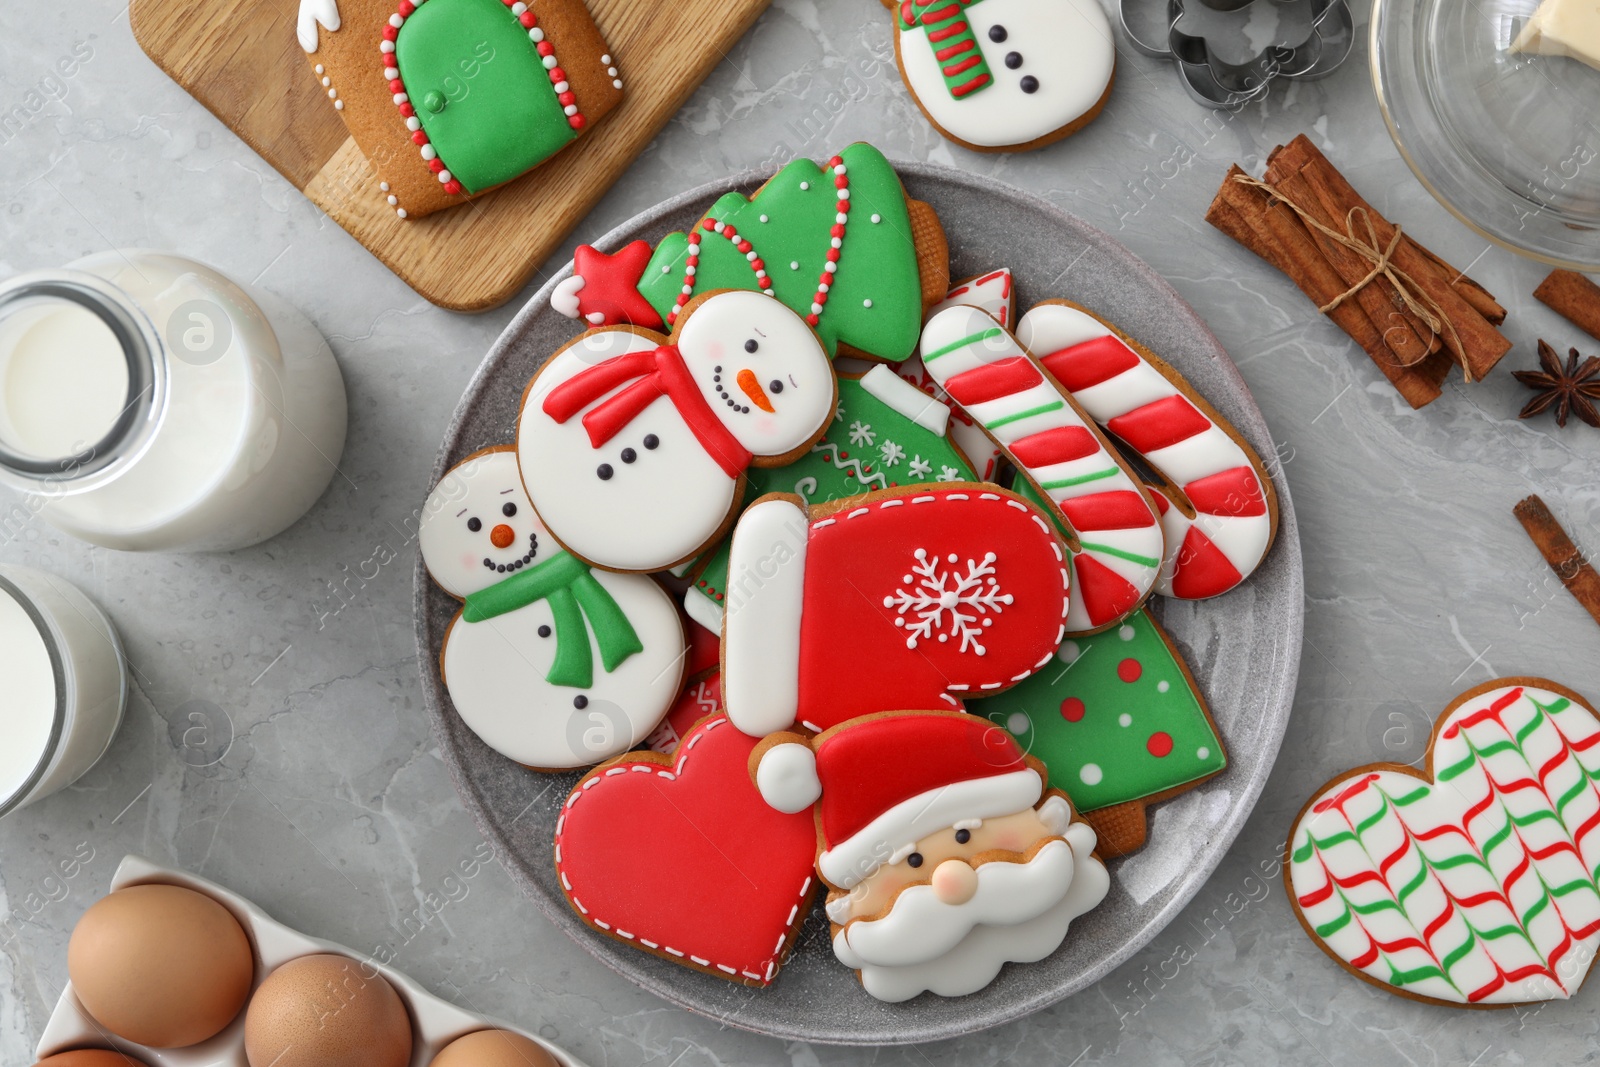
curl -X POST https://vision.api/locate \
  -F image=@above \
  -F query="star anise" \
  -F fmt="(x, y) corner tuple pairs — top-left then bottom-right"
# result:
(1513, 340), (1600, 428)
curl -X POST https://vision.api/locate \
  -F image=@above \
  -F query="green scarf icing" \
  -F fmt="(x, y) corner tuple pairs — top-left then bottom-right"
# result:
(462, 551), (642, 689)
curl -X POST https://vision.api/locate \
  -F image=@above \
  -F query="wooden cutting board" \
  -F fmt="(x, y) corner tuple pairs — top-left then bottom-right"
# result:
(129, 0), (770, 311)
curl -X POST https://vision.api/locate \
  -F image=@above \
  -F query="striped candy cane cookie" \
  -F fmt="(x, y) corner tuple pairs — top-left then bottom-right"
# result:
(918, 305), (1164, 634)
(1017, 300), (1278, 600)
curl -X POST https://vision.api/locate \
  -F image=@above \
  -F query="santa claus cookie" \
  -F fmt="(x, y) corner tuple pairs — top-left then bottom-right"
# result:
(720, 483), (1071, 738)
(297, 0), (623, 220)
(419, 448), (686, 768)
(550, 143), (949, 363)
(918, 306), (1166, 634)
(883, 0), (1115, 152)
(1017, 300), (1279, 599)
(517, 290), (837, 572)
(1288, 678), (1600, 1008)
(753, 710), (1110, 1001)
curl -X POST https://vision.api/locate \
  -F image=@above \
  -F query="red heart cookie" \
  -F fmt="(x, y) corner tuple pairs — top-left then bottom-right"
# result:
(554, 715), (818, 985)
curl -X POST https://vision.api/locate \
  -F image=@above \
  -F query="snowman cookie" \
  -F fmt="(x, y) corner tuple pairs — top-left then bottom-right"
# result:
(298, 0), (624, 219)
(517, 290), (837, 573)
(419, 447), (686, 769)
(884, 0), (1116, 152)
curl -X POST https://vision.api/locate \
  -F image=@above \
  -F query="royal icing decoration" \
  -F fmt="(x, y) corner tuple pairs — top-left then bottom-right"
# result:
(1288, 680), (1600, 1006)
(684, 366), (972, 630)
(891, 0), (1115, 150)
(517, 291), (836, 572)
(1018, 301), (1278, 600)
(752, 710), (1108, 1001)
(979, 602), (1225, 855)
(918, 306), (1165, 634)
(720, 485), (1070, 738)
(419, 449), (686, 768)
(554, 715), (819, 985)
(551, 143), (931, 362)
(298, 0), (342, 52)
(644, 671), (722, 754)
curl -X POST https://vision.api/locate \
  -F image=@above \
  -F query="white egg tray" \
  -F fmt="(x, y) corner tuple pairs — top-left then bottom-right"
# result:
(36, 855), (587, 1067)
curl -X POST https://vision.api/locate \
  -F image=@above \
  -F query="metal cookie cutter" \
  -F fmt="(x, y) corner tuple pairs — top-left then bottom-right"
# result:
(1120, 0), (1355, 109)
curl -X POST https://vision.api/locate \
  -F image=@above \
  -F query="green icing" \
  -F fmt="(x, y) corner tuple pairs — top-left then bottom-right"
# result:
(689, 374), (972, 614)
(636, 143), (926, 361)
(975, 607), (1226, 812)
(396, 0), (574, 195)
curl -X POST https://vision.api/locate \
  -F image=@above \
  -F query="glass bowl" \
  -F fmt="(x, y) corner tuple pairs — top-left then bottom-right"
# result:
(1372, 0), (1600, 269)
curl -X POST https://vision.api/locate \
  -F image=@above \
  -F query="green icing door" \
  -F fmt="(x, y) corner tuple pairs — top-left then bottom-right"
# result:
(395, 0), (575, 195)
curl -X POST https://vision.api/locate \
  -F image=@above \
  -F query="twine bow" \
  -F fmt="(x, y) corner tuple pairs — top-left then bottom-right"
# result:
(1231, 173), (1470, 381)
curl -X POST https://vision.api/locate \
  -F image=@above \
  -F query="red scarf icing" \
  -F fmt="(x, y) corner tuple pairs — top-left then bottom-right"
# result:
(542, 345), (753, 479)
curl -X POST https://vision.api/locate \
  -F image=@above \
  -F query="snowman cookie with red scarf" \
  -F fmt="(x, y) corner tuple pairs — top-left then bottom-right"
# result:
(517, 290), (837, 572)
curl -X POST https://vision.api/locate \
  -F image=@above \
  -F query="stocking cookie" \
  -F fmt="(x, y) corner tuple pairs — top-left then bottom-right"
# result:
(918, 305), (1166, 634)
(419, 448), (686, 769)
(884, 0), (1115, 152)
(752, 710), (1110, 1002)
(517, 290), (837, 572)
(1018, 300), (1279, 599)
(720, 484), (1071, 737)
(297, 0), (623, 220)
(550, 143), (948, 362)
(1288, 679), (1600, 1007)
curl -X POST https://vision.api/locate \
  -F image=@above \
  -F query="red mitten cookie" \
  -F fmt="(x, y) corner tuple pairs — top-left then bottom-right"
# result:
(721, 484), (1071, 737)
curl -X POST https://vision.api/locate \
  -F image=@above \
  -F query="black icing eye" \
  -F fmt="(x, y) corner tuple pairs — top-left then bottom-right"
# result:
(769, 380), (783, 394)
(1021, 75), (1039, 93)
(597, 463), (614, 480)
(502, 502), (517, 517)
(906, 852), (924, 869)
(621, 447), (637, 463)
(744, 339), (759, 353)
(955, 829), (971, 845)
(467, 517), (482, 532)
(573, 695), (589, 709)
(989, 24), (1007, 42)
(644, 434), (659, 450)
(1005, 51), (1022, 69)
(538, 625), (551, 638)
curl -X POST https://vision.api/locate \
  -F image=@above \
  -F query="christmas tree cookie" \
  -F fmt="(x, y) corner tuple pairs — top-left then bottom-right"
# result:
(683, 365), (974, 631)
(551, 143), (949, 362)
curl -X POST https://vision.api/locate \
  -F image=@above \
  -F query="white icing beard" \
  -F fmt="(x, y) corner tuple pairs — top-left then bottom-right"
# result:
(898, 0), (1115, 148)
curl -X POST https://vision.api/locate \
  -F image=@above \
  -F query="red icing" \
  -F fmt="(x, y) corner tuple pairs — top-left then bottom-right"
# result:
(685, 617), (721, 677)
(941, 357), (1043, 406)
(554, 715), (817, 984)
(1107, 395), (1211, 454)
(1147, 731), (1173, 757)
(1060, 697), (1085, 722)
(1059, 489), (1160, 532)
(1071, 553), (1143, 629)
(1184, 465), (1267, 518)
(571, 242), (665, 329)
(1038, 335), (1140, 393)
(1117, 657), (1142, 683)
(649, 671), (723, 754)
(1008, 425), (1098, 467)
(1170, 526), (1244, 599)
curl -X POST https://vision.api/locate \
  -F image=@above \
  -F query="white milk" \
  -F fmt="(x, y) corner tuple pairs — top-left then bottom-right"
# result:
(0, 566), (127, 818)
(0, 300), (129, 461)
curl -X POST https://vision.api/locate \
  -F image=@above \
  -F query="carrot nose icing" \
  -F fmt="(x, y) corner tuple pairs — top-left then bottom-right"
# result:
(490, 524), (516, 548)
(736, 368), (775, 412)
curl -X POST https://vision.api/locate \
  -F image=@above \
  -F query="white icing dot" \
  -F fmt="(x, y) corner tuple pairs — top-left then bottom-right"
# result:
(1006, 713), (1028, 736)
(1197, 747), (1210, 760)
(334, 100), (344, 110)
(1118, 713), (1132, 727)
(871, 213), (882, 223)
(396, 208), (408, 219)
(380, 182), (391, 192)
(800, 181), (810, 190)
(1057, 640), (1080, 664)
(601, 54), (612, 64)
(613, 79), (623, 89)
(760, 214), (769, 222)
(387, 195), (398, 205)
(863, 299), (873, 308)
(789, 261), (799, 270)
(321, 76), (331, 87)
(1119, 625), (1135, 641)
(661, 264), (671, 273)
(315, 64), (325, 74)
(1079, 763), (1103, 786)
(1157, 680), (1170, 693)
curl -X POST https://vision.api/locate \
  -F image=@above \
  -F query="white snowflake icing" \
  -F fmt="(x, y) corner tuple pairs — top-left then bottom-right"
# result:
(908, 455), (933, 479)
(880, 439), (904, 468)
(882, 549), (1012, 655)
(849, 420), (876, 447)
(938, 465), (962, 481)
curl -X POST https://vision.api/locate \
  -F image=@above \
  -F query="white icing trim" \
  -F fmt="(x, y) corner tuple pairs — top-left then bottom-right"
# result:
(681, 584), (723, 632)
(722, 498), (808, 738)
(860, 364), (950, 436)
(756, 742), (822, 814)
(552, 273), (585, 319)
(297, 0), (341, 53)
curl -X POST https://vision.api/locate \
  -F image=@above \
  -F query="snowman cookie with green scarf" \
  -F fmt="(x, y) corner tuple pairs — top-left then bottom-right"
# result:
(420, 447), (686, 769)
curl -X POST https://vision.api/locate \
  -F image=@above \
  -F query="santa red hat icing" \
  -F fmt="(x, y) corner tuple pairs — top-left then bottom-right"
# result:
(756, 711), (1045, 890)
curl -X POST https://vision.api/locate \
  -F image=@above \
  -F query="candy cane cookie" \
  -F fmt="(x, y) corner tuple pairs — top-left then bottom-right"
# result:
(1017, 301), (1279, 599)
(918, 306), (1165, 634)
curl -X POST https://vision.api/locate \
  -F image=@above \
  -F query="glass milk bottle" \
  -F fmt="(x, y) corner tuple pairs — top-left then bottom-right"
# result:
(0, 565), (128, 818)
(0, 251), (348, 551)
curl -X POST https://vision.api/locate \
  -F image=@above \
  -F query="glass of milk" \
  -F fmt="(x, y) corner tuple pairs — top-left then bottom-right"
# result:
(0, 565), (128, 819)
(0, 251), (348, 552)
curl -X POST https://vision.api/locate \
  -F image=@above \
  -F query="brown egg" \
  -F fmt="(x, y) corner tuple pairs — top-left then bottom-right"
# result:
(67, 884), (254, 1047)
(429, 1029), (560, 1067)
(34, 1052), (152, 1067)
(243, 954), (412, 1067)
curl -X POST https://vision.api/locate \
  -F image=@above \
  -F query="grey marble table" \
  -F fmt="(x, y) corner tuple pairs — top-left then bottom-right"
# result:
(3, 1), (1597, 1063)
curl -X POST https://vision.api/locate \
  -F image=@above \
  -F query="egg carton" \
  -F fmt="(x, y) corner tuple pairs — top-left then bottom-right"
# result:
(36, 855), (587, 1067)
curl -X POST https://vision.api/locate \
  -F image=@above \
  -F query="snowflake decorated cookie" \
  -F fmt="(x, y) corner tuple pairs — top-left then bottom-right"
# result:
(418, 447), (686, 769)
(297, 0), (623, 219)
(682, 365), (974, 631)
(719, 483), (1071, 738)
(1287, 679), (1600, 1007)
(550, 143), (950, 363)
(516, 290), (837, 572)
(884, 0), (1116, 152)
(752, 710), (1109, 1001)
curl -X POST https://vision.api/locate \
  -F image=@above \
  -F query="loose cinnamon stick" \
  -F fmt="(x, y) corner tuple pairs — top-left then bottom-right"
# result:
(1534, 269), (1600, 342)
(1514, 494), (1600, 632)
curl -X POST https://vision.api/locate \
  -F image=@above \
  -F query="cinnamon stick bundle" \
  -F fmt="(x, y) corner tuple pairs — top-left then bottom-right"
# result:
(1205, 135), (1512, 409)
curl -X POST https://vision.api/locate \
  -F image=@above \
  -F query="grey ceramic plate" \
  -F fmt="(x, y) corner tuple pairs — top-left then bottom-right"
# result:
(414, 161), (1304, 1045)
